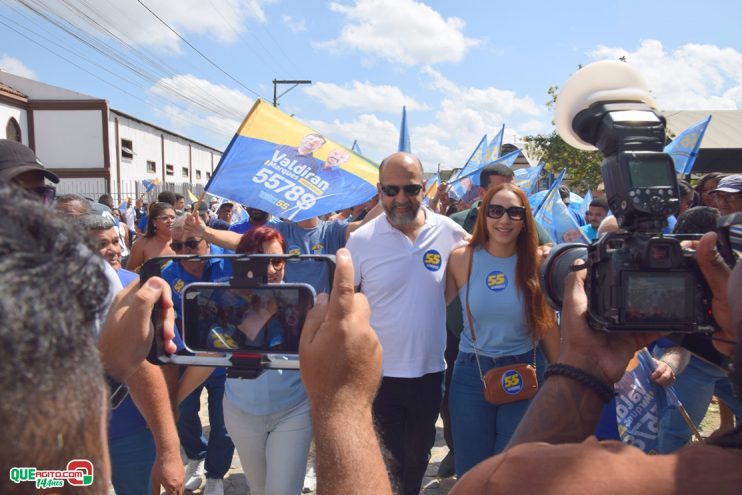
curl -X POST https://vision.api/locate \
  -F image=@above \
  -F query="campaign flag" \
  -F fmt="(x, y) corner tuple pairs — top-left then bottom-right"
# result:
(533, 169), (589, 244)
(206, 99), (379, 222)
(142, 177), (160, 193)
(398, 106), (411, 153)
(482, 124), (505, 163)
(578, 190), (593, 220)
(513, 163), (544, 197)
(664, 115), (711, 176)
(351, 140), (363, 156)
(187, 189), (200, 203)
(457, 135), (488, 179)
(449, 149), (521, 203)
(616, 349), (682, 454)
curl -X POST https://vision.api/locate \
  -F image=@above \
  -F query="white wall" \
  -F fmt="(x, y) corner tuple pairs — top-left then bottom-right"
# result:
(190, 145), (218, 186)
(56, 177), (107, 198)
(33, 110), (105, 168)
(0, 102), (28, 145)
(113, 115), (165, 183)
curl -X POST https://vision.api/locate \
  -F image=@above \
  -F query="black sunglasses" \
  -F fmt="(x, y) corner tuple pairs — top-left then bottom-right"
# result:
(486, 204), (526, 221)
(717, 211), (742, 268)
(380, 184), (423, 197)
(28, 185), (56, 205)
(171, 239), (204, 251)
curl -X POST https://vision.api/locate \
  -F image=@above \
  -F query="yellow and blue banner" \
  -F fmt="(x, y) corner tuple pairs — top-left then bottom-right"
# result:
(456, 135), (488, 179)
(481, 124), (505, 163)
(664, 115), (711, 176)
(142, 177), (160, 193)
(206, 99), (379, 221)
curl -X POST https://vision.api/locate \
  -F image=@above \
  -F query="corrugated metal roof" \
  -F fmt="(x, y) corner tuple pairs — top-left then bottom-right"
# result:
(663, 110), (742, 149)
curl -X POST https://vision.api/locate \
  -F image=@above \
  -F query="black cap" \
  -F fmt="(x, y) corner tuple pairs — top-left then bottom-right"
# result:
(0, 140), (59, 184)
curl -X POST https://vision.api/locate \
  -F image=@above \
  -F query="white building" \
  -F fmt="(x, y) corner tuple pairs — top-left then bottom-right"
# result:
(0, 71), (222, 202)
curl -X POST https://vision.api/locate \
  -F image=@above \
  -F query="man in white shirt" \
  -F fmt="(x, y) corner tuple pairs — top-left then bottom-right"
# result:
(346, 152), (466, 495)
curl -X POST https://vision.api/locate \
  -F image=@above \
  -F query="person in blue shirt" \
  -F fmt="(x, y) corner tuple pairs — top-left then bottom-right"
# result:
(160, 216), (235, 495)
(580, 197), (609, 241)
(229, 207), (274, 234)
(176, 226), (313, 495)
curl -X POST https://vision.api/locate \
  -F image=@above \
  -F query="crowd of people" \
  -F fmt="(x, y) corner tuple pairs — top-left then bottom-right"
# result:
(1, 136), (741, 495)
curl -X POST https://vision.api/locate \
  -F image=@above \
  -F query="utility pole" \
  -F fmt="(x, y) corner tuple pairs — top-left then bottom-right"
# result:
(272, 79), (312, 107)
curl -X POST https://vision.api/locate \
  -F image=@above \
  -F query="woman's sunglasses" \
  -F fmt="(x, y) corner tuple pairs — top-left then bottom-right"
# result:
(486, 204), (526, 221)
(717, 211), (742, 268)
(380, 184), (423, 197)
(171, 239), (203, 251)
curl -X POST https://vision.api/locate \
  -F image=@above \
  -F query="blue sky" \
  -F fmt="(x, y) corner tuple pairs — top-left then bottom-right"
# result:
(1, 0), (741, 171)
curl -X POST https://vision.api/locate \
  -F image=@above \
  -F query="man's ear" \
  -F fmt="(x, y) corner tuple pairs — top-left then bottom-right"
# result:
(477, 186), (487, 200)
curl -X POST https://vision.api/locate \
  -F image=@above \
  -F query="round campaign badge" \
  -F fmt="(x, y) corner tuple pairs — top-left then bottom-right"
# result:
(486, 270), (508, 291)
(287, 245), (302, 256)
(501, 369), (524, 394)
(423, 249), (442, 271)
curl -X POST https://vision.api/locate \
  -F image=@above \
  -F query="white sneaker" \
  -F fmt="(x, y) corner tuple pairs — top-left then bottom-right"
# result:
(183, 458), (205, 491)
(302, 466), (317, 493)
(204, 478), (224, 495)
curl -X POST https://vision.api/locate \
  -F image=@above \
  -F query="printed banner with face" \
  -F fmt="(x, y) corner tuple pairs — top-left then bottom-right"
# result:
(533, 169), (589, 244)
(206, 99), (379, 221)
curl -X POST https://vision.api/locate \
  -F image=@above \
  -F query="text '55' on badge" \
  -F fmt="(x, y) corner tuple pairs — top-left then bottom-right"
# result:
(423, 250), (442, 271)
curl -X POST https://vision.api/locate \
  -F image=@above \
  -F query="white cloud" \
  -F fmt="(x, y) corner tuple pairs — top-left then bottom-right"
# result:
(282, 14), (306, 33)
(29, 0), (270, 52)
(589, 40), (742, 110)
(304, 80), (428, 113)
(307, 113), (399, 164)
(149, 74), (251, 145)
(318, 0), (480, 66)
(0, 54), (37, 79)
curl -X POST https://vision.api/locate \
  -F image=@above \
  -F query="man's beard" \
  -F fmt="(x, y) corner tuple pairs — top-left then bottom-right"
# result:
(384, 201), (420, 226)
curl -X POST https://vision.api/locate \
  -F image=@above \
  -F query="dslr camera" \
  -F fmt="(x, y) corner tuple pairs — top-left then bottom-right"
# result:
(540, 61), (715, 334)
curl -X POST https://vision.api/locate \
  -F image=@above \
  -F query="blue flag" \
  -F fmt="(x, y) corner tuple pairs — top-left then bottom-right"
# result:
(533, 170), (589, 244)
(513, 163), (543, 197)
(398, 106), (411, 153)
(482, 124), (505, 163)
(664, 115), (711, 175)
(449, 149), (520, 203)
(578, 190), (593, 220)
(142, 178), (160, 193)
(351, 140), (363, 156)
(457, 135), (488, 179)
(615, 349), (681, 454)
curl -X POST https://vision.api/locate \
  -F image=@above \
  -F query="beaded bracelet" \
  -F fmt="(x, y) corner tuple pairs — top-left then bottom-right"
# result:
(544, 363), (615, 403)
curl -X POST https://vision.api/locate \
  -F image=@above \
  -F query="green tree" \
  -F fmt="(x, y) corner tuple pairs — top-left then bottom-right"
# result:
(524, 86), (603, 193)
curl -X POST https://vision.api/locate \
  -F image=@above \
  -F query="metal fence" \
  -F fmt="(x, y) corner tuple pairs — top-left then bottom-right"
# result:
(58, 179), (207, 205)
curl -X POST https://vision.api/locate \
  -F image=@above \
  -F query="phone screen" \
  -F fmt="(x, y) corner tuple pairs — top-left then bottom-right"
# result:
(182, 283), (314, 353)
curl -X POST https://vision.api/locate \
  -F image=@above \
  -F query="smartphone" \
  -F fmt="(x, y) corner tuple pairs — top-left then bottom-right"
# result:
(181, 282), (315, 354)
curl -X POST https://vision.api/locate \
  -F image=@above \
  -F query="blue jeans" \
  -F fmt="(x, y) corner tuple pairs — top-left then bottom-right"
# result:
(658, 355), (742, 453)
(109, 428), (155, 495)
(450, 348), (545, 477)
(177, 371), (235, 478)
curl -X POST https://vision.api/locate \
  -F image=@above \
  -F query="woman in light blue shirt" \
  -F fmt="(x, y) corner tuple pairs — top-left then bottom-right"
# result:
(445, 184), (560, 477)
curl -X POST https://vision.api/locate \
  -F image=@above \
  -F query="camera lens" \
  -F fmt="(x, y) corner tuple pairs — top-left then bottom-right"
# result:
(540, 243), (588, 310)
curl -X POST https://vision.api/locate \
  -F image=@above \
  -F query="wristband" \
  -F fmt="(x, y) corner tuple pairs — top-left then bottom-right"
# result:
(105, 374), (129, 410)
(544, 363), (615, 403)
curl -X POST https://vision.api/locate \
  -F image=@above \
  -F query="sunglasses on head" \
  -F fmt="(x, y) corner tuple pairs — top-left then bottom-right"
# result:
(717, 211), (742, 268)
(28, 185), (56, 205)
(171, 239), (203, 251)
(486, 204), (526, 221)
(380, 184), (423, 197)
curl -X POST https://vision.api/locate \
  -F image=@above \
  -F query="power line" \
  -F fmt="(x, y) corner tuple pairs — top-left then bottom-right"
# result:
(135, 0), (264, 99)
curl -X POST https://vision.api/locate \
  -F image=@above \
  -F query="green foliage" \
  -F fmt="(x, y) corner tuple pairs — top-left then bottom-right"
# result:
(523, 86), (604, 193)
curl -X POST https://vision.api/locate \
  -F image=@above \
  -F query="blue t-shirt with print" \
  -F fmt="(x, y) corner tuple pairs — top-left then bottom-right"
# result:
(274, 220), (347, 294)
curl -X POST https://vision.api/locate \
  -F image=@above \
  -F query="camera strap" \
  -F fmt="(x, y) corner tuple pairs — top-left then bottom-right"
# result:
(465, 247), (536, 387)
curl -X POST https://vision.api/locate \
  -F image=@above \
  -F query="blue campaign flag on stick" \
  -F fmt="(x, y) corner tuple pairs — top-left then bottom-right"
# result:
(457, 135), (488, 179)
(664, 115), (711, 176)
(615, 349), (682, 454)
(398, 106), (411, 153)
(533, 170), (590, 244)
(578, 190), (593, 220)
(142, 177), (160, 193)
(513, 162), (544, 197)
(351, 140), (363, 156)
(449, 149), (520, 204)
(206, 100), (378, 222)
(482, 124), (505, 163)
